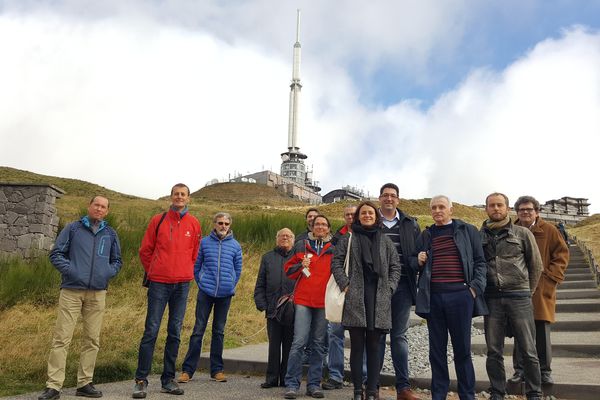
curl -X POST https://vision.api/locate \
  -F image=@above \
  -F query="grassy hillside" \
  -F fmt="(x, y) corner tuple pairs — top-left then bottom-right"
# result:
(0, 168), (489, 395)
(570, 214), (600, 261)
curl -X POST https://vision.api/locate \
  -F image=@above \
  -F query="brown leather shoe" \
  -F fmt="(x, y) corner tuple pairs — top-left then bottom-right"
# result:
(396, 388), (420, 400)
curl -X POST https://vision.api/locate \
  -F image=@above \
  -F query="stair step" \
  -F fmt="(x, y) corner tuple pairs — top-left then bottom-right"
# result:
(471, 331), (600, 357)
(559, 280), (597, 289)
(564, 272), (594, 281)
(406, 355), (600, 400)
(557, 289), (600, 299)
(556, 299), (600, 313)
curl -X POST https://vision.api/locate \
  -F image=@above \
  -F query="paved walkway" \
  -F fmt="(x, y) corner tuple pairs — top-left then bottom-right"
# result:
(2, 374), (398, 400)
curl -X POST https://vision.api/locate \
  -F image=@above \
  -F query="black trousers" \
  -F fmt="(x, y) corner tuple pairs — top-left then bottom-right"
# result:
(266, 318), (294, 386)
(348, 327), (382, 395)
(512, 320), (552, 376)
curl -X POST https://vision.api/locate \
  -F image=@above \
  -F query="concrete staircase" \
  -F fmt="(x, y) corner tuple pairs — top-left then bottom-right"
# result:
(464, 245), (600, 399)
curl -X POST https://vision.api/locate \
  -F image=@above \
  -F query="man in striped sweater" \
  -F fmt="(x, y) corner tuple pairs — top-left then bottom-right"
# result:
(414, 195), (488, 400)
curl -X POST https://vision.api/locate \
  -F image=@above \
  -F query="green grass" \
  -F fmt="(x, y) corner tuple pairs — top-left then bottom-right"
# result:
(0, 256), (60, 310)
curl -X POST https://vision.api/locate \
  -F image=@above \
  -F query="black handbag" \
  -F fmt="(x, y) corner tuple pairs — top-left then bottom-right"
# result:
(272, 268), (303, 326)
(273, 292), (296, 326)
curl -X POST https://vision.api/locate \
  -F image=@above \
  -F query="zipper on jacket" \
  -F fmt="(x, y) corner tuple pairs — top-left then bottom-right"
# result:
(215, 240), (222, 297)
(88, 229), (97, 288)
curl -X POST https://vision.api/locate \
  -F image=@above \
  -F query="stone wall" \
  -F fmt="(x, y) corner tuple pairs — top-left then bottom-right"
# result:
(0, 183), (65, 258)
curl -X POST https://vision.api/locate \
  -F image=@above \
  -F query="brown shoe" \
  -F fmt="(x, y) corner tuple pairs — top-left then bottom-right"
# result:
(177, 372), (191, 383)
(211, 371), (227, 382)
(397, 388), (420, 400)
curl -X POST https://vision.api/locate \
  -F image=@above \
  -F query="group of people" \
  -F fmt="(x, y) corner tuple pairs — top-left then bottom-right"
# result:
(252, 185), (569, 400)
(38, 184), (243, 400)
(37, 182), (569, 400)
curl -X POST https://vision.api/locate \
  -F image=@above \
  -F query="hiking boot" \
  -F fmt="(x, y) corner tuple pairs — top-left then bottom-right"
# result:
(177, 372), (191, 383)
(306, 387), (325, 398)
(321, 378), (343, 390)
(161, 380), (184, 395)
(211, 371), (227, 382)
(76, 383), (102, 398)
(284, 388), (298, 399)
(132, 380), (147, 399)
(38, 388), (60, 400)
(507, 372), (524, 384)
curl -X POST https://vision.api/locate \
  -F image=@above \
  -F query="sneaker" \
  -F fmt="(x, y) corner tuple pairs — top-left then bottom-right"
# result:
(161, 379), (184, 395)
(284, 389), (298, 399)
(210, 371), (227, 382)
(321, 378), (343, 390)
(507, 372), (524, 384)
(132, 380), (147, 399)
(177, 372), (191, 383)
(306, 387), (325, 398)
(76, 383), (102, 398)
(38, 388), (60, 400)
(260, 382), (277, 388)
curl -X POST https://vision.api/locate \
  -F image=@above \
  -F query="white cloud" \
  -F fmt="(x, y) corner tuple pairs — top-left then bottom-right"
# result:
(0, 4), (598, 214)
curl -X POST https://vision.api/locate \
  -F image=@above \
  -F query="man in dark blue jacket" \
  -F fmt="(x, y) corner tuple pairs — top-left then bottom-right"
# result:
(39, 196), (122, 400)
(415, 195), (487, 400)
(377, 183), (421, 400)
(178, 212), (243, 384)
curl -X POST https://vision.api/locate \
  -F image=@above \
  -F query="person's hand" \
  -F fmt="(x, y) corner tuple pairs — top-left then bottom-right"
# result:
(344, 286), (349, 293)
(417, 251), (428, 266)
(301, 256), (311, 268)
(469, 287), (476, 298)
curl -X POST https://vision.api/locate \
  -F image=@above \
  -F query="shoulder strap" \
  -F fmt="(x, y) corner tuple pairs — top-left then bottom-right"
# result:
(155, 212), (167, 237)
(344, 233), (352, 274)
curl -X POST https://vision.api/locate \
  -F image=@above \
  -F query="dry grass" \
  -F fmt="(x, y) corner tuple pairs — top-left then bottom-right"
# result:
(570, 214), (600, 261)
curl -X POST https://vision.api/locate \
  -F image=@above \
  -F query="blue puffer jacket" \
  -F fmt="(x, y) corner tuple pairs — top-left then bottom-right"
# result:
(195, 230), (243, 298)
(50, 216), (122, 290)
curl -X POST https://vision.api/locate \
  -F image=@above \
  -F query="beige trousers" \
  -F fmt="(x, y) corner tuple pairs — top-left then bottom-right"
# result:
(46, 288), (107, 390)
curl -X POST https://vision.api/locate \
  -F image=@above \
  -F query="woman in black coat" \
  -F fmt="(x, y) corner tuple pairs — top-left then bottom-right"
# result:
(253, 228), (295, 388)
(331, 201), (401, 400)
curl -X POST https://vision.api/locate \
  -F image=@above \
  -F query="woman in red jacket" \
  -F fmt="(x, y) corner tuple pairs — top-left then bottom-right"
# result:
(283, 215), (334, 399)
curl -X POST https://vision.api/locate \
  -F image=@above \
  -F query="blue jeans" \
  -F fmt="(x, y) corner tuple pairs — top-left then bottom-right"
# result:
(285, 305), (328, 391)
(379, 279), (412, 391)
(484, 296), (541, 398)
(428, 289), (475, 400)
(182, 289), (232, 376)
(327, 322), (345, 383)
(135, 281), (190, 386)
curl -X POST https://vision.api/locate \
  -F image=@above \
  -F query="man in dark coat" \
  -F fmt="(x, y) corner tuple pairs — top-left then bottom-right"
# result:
(415, 195), (487, 400)
(254, 228), (296, 388)
(377, 183), (421, 400)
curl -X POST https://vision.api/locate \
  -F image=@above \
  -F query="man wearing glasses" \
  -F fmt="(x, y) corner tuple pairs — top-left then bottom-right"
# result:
(508, 196), (569, 386)
(377, 183), (421, 400)
(178, 212), (243, 384)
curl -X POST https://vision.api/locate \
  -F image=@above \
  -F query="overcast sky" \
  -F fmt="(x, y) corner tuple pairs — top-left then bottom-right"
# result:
(1, 1), (599, 213)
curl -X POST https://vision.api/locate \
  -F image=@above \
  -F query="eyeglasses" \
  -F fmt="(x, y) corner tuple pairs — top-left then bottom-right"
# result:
(379, 193), (398, 199)
(313, 222), (329, 227)
(216, 221), (231, 226)
(517, 208), (535, 213)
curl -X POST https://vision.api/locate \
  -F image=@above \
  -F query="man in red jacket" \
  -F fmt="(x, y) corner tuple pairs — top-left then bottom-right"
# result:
(133, 183), (201, 399)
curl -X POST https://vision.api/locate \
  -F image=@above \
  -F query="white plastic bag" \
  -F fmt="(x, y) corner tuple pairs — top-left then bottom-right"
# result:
(325, 233), (352, 323)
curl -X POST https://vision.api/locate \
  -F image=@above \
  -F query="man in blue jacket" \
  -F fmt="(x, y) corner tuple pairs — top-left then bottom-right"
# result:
(39, 196), (122, 400)
(178, 212), (243, 384)
(415, 195), (487, 400)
